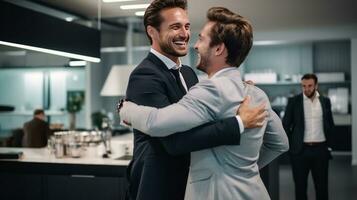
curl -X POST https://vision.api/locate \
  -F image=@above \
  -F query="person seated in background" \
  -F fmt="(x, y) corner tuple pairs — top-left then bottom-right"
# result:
(22, 109), (52, 148)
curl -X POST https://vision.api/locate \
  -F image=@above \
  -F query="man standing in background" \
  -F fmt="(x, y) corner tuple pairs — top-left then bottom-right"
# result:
(283, 73), (335, 200)
(23, 109), (51, 148)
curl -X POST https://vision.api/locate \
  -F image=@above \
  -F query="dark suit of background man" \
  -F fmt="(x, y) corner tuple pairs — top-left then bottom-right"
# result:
(283, 73), (335, 200)
(22, 109), (52, 148)
(123, 0), (266, 200)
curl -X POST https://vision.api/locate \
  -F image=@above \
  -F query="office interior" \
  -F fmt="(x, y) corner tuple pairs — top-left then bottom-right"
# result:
(0, 0), (356, 199)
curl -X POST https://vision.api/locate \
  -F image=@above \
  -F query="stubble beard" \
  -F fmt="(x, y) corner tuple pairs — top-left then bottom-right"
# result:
(158, 36), (189, 58)
(196, 52), (210, 73)
(306, 89), (316, 99)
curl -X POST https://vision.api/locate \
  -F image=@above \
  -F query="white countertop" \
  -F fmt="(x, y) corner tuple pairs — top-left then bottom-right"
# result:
(0, 133), (133, 166)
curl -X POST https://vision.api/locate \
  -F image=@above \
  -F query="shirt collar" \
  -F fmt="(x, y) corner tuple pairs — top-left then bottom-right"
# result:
(303, 91), (320, 101)
(211, 67), (237, 79)
(150, 48), (182, 70)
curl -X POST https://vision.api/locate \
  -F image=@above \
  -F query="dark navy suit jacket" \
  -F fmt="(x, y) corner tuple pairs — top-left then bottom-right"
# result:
(282, 93), (335, 155)
(125, 53), (241, 200)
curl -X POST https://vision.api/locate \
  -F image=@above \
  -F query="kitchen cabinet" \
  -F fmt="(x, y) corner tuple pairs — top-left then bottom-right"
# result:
(46, 175), (126, 200)
(0, 173), (43, 200)
(0, 161), (128, 200)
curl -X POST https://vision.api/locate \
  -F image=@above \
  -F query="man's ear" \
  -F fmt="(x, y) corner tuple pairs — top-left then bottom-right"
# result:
(215, 43), (226, 56)
(147, 25), (157, 39)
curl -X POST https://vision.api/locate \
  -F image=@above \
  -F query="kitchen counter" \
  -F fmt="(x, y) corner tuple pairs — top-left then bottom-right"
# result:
(0, 133), (133, 200)
(0, 132), (133, 166)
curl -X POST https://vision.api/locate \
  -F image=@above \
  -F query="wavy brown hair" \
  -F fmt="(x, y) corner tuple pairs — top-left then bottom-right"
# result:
(207, 7), (253, 67)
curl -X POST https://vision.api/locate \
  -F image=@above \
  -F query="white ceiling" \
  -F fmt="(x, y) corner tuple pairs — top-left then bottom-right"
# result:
(34, 0), (357, 32)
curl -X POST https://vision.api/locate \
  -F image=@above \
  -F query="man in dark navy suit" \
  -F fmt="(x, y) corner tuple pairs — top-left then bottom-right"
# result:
(283, 74), (334, 200)
(124, 1), (266, 199)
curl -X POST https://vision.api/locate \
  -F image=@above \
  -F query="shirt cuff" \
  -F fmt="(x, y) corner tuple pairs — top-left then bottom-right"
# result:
(236, 115), (244, 134)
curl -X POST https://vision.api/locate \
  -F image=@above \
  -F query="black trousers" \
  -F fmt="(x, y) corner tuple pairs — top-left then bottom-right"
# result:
(290, 143), (330, 200)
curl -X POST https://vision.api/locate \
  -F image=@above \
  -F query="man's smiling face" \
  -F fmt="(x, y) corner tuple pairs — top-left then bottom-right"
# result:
(151, 7), (190, 60)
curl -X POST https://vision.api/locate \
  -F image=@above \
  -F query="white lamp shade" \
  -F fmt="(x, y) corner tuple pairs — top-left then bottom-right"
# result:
(100, 65), (134, 96)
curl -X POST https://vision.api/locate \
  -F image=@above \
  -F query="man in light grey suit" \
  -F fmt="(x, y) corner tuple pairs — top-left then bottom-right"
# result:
(120, 7), (289, 200)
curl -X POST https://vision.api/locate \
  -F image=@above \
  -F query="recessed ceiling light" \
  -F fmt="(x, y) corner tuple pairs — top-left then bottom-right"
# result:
(69, 60), (87, 67)
(135, 11), (145, 16)
(120, 4), (150, 10)
(103, 0), (136, 3)
(253, 40), (286, 46)
(65, 17), (74, 22)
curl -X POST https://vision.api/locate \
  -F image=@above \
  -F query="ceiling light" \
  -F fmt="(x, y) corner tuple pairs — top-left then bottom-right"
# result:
(120, 4), (149, 10)
(0, 41), (101, 63)
(135, 11), (145, 16)
(103, 0), (136, 3)
(69, 60), (87, 67)
(253, 40), (286, 46)
(65, 17), (74, 22)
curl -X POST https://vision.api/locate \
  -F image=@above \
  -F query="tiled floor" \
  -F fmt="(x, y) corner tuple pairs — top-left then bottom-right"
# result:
(279, 154), (357, 200)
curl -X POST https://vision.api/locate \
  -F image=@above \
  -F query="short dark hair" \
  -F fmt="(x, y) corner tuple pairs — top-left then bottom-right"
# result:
(33, 109), (44, 116)
(206, 7), (253, 67)
(301, 73), (318, 84)
(144, 0), (187, 44)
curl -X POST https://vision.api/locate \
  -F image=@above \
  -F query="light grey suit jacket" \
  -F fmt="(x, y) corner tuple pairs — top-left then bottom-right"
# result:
(120, 67), (289, 200)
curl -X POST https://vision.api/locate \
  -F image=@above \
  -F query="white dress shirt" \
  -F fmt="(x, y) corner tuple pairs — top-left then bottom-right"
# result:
(303, 92), (326, 142)
(150, 48), (188, 92)
(150, 49), (244, 133)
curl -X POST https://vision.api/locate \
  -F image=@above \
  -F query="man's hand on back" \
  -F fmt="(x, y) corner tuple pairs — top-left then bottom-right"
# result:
(237, 96), (267, 128)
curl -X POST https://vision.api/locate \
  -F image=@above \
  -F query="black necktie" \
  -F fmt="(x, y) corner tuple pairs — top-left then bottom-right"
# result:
(170, 68), (187, 94)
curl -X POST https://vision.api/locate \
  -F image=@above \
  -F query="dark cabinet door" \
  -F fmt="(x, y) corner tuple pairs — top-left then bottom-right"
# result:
(46, 175), (127, 200)
(0, 173), (44, 200)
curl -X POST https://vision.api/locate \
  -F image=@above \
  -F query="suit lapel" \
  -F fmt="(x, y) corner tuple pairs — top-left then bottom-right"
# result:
(146, 53), (185, 99)
(319, 96), (327, 125)
(298, 94), (305, 130)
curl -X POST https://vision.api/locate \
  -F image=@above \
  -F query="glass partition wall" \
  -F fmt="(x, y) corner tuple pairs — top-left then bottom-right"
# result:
(0, 67), (86, 131)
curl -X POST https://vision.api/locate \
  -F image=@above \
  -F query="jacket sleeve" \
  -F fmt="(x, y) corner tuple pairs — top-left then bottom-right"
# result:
(121, 80), (225, 137)
(282, 97), (295, 137)
(325, 98), (335, 128)
(257, 109), (289, 168)
(126, 69), (241, 156)
(324, 97), (335, 146)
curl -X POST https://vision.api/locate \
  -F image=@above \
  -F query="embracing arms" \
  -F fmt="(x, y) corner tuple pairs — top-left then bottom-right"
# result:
(124, 68), (266, 155)
(122, 79), (267, 137)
